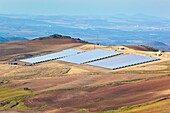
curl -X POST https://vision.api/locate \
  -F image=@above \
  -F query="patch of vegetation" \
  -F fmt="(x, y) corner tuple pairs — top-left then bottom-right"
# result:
(0, 88), (35, 110)
(96, 97), (169, 113)
(78, 108), (89, 112)
(30, 104), (48, 110)
(0, 80), (8, 86)
(0, 90), (40, 110)
(9, 93), (44, 110)
(90, 72), (102, 75)
(0, 88), (30, 102)
(0, 95), (28, 110)
(33, 34), (89, 43)
(45, 74), (170, 93)
(0, 98), (29, 110)
(108, 74), (170, 86)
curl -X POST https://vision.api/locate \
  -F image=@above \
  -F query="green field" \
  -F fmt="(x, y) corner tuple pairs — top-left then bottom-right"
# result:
(0, 88), (30, 101)
(0, 87), (31, 110)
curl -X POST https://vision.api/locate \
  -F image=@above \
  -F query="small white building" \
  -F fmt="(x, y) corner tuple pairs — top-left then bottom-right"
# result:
(157, 50), (163, 56)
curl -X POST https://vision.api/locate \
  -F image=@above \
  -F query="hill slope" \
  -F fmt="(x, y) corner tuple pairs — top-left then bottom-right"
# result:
(1, 34), (170, 113)
(145, 41), (170, 52)
(0, 34), (87, 61)
(33, 34), (89, 43)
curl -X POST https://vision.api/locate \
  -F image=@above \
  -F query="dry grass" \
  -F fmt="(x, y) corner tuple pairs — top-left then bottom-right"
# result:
(0, 88), (30, 102)
(67, 67), (89, 75)
(0, 43), (170, 112)
(0, 60), (91, 81)
(111, 60), (170, 75)
(0, 39), (84, 61)
(117, 98), (170, 113)
(131, 65), (168, 71)
(0, 61), (72, 80)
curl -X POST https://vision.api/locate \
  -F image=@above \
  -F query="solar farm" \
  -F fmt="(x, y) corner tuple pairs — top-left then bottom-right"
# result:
(20, 48), (160, 70)
(58, 49), (123, 64)
(87, 54), (160, 70)
(20, 49), (82, 64)
(2, 40), (170, 113)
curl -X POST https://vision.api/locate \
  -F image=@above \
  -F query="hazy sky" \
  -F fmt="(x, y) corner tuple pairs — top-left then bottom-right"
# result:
(0, 0), (170, 18)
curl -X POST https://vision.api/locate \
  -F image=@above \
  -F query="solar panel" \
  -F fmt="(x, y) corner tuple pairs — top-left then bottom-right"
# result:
(58, 49), (123, 64)
(87, 54), (160, 70)
(20, 49), (83, 64)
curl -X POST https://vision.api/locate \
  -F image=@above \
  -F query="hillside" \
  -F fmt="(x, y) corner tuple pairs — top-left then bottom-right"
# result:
(0, 39), (170, 113)
(145, 41), (170, 52)
(0, 34), (87, 61)
(33, 34), (89, 43)
(125, 45), (158, 52)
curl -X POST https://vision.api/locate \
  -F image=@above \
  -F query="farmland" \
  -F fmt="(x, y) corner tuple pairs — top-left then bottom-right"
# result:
(101, 97), (170, 113)
(0, 38), (170, 112)
(0, 87), (31, 110)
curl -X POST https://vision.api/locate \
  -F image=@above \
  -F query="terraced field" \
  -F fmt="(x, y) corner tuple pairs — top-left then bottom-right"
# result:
(120, 99), (170, 113)
(0, 88), (30, 101)
(0, 87), (31, 110)
(0, 39), (170, 112)
(22, 76), (170, 112)
(101, 97), (170, 113)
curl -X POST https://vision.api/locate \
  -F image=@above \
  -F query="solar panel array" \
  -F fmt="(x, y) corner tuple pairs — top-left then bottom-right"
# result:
(87, 54), (160, 70)
(20, 49), (83, 64)
(58, 49), (123, 64)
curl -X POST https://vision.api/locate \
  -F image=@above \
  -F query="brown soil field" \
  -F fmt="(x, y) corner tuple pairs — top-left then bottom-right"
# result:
(131, 65), (168, 71)
(2, 54), (170, 93)
(43, 107), (89, 113)
(8, 73), (164, 92)
(0, 38), (85, 61)
(125, 46), (157, 51)
(0, 42), (170, 113)
(23, 77), (170, 112)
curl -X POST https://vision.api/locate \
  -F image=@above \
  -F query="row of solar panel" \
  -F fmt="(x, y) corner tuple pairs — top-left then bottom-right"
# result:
(58, 49), (123, 64)
(20, 49), (123, 64)
(87, 54), (160, 70)
(20, 49), (83, 64)
(20, 48), (159, 70)
(57, 49), (159, 70)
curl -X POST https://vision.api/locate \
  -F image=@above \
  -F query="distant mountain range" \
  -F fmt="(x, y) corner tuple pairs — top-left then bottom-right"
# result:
(0, 14), (170, 51)
(145, 41), (170, 52)
(31, 35), (170, 52)
(33, 34), (89, 43)
(0, 37), (27, 42)
(0, 34), (169, 52)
